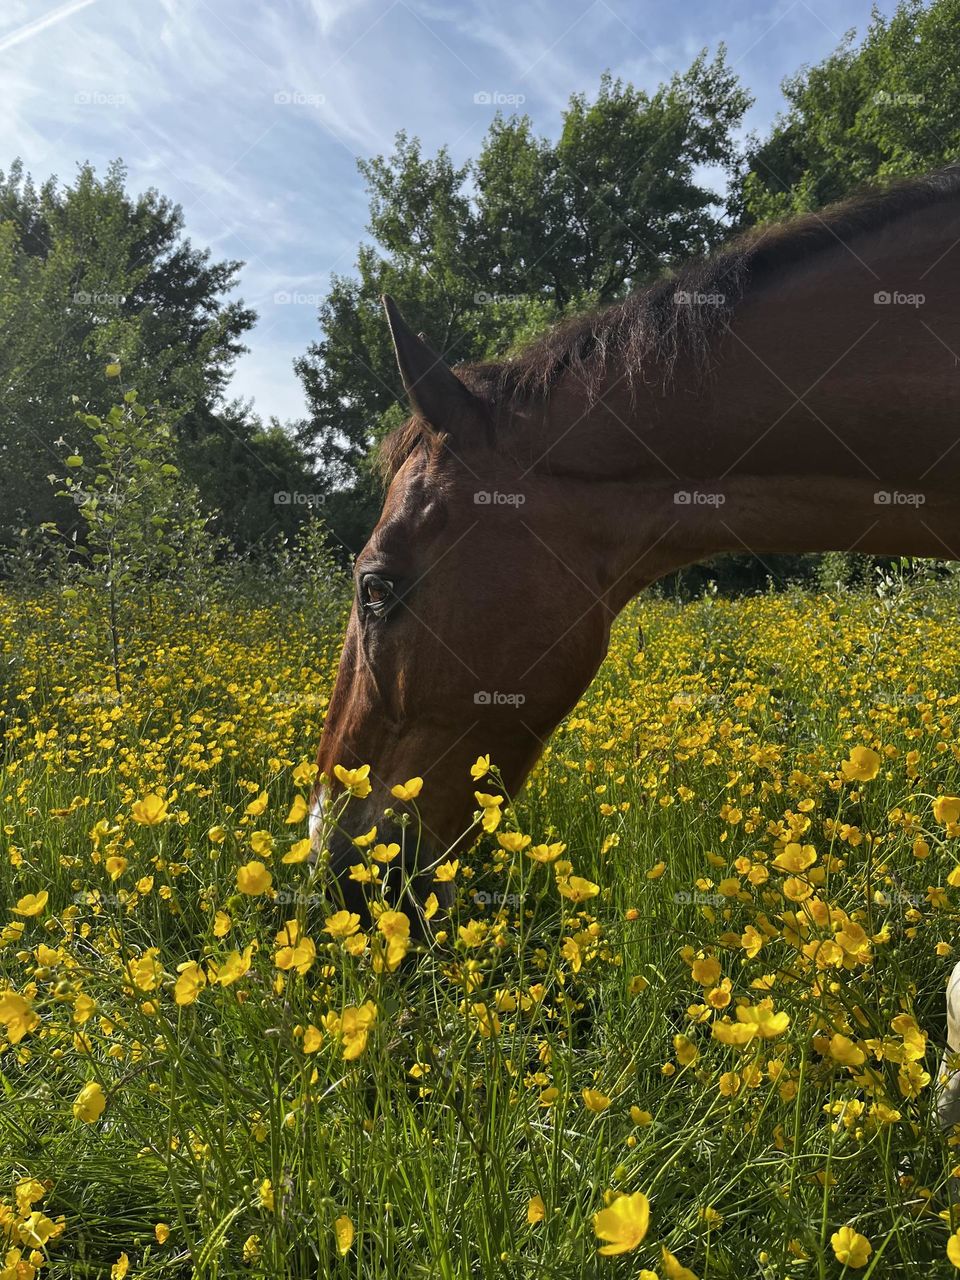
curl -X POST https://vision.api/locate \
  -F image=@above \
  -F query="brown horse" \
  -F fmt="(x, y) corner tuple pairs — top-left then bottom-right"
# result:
(312, 164), (960, 924)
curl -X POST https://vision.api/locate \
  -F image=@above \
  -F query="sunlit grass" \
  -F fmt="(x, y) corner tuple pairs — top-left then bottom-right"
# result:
(3, 579), (960, 1277)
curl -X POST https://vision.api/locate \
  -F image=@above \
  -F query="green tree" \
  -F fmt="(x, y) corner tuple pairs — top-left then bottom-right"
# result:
(737, 0), (960, 222)
(49, 375), (217, 699)
(0, 159), (269, 541)
(177, 400), (320, 552)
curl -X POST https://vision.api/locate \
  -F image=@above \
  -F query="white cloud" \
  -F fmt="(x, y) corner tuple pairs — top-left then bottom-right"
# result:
(0, 0), (101, 54)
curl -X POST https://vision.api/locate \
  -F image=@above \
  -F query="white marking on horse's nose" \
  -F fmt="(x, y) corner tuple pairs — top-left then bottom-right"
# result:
(309, 783), (328, 846)
(938, 960), (960, 1129)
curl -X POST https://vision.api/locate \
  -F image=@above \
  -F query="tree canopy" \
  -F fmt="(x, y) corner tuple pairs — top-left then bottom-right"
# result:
(0, 159), (311, 549)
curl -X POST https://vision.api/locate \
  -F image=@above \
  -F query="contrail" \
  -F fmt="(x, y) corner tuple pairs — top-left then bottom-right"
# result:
(0, 0), (100, 55)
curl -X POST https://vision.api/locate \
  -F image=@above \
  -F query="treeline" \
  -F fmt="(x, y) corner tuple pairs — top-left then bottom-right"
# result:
(3, 0), (960, 590)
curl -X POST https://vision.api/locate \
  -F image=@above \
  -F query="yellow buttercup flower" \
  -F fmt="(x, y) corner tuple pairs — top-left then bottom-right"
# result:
(0, 991), (40, 1043)
(390, 776), (423, 802)
(325, 910), (361, 940)
(174, 961), (206, 1006)
(274, 921), (317, 975)
(73, 1080), (106, 1123)
(375, 910), (411, 971)
(282, 838), (312, 864)
(11, 891), (48, 917)
(470, 755), (491, 780)
(557, 875), (599, 903)
(782, 876), (813, 903)
(828, 1033), (865, 1067)
(333, 764), (372, 798)
(285, 794), (308, 823)
(527, 1194), (546, 1224)
(335, 1002), (377, 1060)
(735, 1002), (790, 1039)
(214, 945), (254, 986)
(292, 761), (317, 786)
(249, 830), (273, 856)
(334, 1215), (354, 1255)
(772, 843), (817, 873)
(593, 1191), (650, 1255)
(830, 1225), (872, 1268)
(371, 842), (401, 862)
(934, 796), (960, 826)
(673, 1033), (699, 1066)
(840, 746), (881, 782)
(125, 948), (163, 992)
(526, 841), (566, 863)
(131, 793), (168, 825)
(498, 831), (532, 853)
(236, 861), (272, 896)
(661, 1246), (699, 1279)
(691, 955), (721, 986)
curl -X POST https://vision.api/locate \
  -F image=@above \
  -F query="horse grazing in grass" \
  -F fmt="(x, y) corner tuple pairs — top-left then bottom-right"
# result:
(311, 164), (960, 1111)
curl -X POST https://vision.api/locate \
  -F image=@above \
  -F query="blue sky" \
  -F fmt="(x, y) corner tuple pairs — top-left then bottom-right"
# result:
(1, 0), (901, 423)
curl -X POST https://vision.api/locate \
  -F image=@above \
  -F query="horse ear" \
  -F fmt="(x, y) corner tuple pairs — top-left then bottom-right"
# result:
(382, 295), (478, 433)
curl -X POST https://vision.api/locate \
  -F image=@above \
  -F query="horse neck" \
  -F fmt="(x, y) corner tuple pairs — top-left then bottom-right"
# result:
(526, 204), (960, 602)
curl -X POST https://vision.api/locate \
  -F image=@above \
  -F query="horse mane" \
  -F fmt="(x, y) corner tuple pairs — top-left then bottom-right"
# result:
(378, 163), (960, 481)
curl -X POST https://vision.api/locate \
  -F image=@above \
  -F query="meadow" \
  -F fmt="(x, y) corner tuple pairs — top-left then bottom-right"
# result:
(4, 570), (960, 1278)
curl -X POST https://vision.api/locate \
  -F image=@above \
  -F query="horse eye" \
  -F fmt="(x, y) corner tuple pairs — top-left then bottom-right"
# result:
(361, 574), (395, 616)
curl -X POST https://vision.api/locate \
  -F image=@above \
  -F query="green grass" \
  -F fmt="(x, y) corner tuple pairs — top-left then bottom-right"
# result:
(2, 581), (960, 1278)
